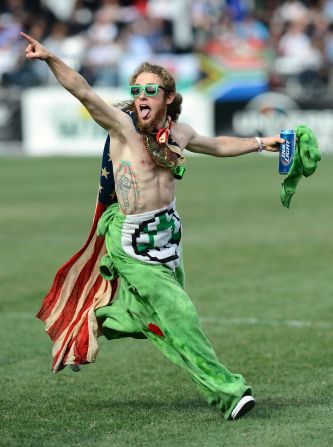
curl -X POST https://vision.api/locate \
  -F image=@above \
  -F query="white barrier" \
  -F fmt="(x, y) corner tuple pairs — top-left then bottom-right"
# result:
(22, 87), (213, 155)
(232, 92), (333, 154)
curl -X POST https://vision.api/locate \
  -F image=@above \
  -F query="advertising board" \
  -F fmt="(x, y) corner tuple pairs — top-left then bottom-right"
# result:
(215, 92), (333, 153)
(22, 87), (213, 155)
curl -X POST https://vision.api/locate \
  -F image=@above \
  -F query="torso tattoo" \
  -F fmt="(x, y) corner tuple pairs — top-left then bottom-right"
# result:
(114, 160), (140, 214)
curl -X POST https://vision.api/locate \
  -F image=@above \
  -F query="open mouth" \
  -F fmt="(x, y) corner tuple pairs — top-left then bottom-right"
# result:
(139, 104), (151, 120)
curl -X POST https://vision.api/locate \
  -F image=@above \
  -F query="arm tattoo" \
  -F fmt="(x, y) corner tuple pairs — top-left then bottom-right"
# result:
(115, 160), (139, 214)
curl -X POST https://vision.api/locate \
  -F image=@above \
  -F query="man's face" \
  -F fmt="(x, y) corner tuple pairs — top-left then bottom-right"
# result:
(131, 72), (173, 132)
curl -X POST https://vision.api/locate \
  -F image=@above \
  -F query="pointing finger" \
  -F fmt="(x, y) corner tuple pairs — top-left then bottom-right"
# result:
(20, 32), (36, 44)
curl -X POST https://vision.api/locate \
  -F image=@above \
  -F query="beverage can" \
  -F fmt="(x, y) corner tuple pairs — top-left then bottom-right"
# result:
(279, 130), (296, 174)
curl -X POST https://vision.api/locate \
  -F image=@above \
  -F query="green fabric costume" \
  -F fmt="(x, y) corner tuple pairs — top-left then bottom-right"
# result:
(95, 202), (252, 420)
(280, 125), (321, 208)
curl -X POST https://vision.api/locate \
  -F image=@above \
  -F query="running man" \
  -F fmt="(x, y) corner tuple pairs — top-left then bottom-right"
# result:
(21, 32), (283, 420)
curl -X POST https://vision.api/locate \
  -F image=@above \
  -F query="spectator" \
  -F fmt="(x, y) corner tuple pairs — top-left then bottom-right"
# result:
(42, 0), (77, 21)
(118, 17), (153, 61)
(2, 18), (47, 87)
(234, 12), (269, 44)
(80, 6), (121, 86)
(274, 0), (309, 23)
(0, 0), (332, 99)
(42, 21), (86, 83)
(277, 19), (323, 73)
(0, 13), (22, 82)
(323, 0), (333, 23)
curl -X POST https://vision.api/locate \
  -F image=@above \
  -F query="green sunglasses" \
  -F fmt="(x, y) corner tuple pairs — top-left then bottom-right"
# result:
(129, 83), (165, 97)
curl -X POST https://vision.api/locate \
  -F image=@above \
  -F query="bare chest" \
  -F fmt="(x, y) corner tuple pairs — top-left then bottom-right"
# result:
(110, 132), (175, 214)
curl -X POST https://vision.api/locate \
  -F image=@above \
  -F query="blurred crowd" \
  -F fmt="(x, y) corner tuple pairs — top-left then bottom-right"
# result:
(1, 0), (333, 98)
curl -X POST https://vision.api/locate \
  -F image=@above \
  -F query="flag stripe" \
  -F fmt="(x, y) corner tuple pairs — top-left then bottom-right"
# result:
(37, 202), (107, 322)
(47, 236), (105, 341)
(37, 136), (119, 373)
(55, 275), (104, 369)
(44, 233), (104, 335)
(50, 261), (102, 360)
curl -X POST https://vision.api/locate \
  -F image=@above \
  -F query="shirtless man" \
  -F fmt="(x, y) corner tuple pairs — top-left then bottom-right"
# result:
(22, 32), (283, 421)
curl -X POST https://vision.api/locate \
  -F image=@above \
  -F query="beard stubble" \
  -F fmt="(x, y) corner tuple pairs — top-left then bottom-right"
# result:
(134, 101), (168, 133)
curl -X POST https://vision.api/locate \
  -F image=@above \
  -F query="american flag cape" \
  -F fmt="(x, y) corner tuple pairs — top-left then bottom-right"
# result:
(36, 135), (118, 373)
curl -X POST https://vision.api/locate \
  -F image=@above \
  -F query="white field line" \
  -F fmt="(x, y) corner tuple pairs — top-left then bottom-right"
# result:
(1, 312), (332, 329)
(200, 316), (333, 329)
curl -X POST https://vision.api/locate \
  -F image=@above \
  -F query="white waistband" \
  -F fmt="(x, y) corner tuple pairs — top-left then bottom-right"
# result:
(124, 199), (176, 223)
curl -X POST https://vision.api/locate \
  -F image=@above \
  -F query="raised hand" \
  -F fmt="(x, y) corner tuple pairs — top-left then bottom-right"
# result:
(20, 32), (51, 61)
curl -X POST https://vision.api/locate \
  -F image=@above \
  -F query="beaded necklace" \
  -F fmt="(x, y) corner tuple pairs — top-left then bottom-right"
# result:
(141, 132), (186, 180)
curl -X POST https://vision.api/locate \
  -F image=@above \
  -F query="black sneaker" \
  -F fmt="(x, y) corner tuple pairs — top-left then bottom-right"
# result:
(230, 395), (255, 420)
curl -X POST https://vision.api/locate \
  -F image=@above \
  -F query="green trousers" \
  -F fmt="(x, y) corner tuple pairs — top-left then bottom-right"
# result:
(95, 203), (252, 419)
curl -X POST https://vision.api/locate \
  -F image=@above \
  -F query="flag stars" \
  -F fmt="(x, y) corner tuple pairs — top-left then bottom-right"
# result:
(101, 167), (110, 179)
(98, 184), (104, 194)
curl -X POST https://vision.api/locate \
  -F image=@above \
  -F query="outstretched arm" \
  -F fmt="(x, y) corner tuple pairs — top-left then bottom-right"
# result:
(184, 125), (283, 157)
(20, 32), (125, 137)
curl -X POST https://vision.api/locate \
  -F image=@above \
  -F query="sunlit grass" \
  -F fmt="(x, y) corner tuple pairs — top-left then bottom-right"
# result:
(0, 154), (332, 446)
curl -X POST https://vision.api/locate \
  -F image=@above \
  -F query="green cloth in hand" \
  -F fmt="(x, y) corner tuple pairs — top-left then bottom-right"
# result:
(280, 125), (321, 208)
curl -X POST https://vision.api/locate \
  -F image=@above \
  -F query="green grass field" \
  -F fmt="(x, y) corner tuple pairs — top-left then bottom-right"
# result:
(0, 154), (332, 447)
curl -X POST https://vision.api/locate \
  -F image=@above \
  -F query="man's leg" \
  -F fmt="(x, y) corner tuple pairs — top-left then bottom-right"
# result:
(102, 258), (252, 420)
(98, 206), (254, 419)
(95, 279), (146, 340)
